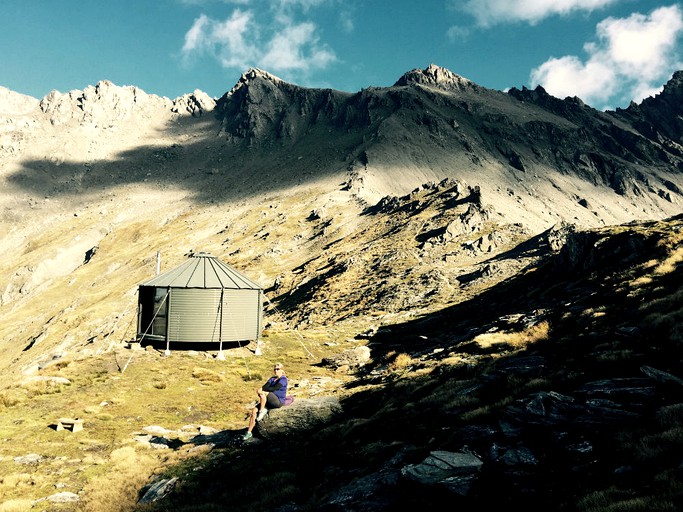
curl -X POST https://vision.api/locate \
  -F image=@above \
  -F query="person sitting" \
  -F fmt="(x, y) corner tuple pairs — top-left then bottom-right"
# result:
(243, 363), (288, 440)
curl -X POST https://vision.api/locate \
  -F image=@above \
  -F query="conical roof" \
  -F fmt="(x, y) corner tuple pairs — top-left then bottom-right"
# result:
(140, 252), (262, 289)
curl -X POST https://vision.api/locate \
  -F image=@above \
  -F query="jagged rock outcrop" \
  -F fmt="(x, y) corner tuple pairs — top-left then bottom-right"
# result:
(171, 90), (216, 117)
(39, 80), (174, 126)
(616, 70), (683, 148)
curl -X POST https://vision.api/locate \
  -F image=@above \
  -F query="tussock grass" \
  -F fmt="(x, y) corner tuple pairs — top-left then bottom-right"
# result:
(594, 349), (636, 363)
(640, 287), (683, 345)
(0, 499), (35, 512)
(79, 446), (159, 512)
(23, 380), (68, 398)
(191, 366), (225, 383)
(0, 390), (23, 408)
(0, 472), (36, 490)
(459, 396), (516, 422)
(388, 352), (413, 371)
(654, 246), (683, 275)
(0, 378), (70, 407)
(241, 372), (263, 382)
(631, 275), (653, 287)
(472, 320), (550, 350)
(415, 377), (483, 411)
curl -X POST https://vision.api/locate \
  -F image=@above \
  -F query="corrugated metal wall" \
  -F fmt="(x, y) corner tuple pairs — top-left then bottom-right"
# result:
(167, 288), (222, 342)
(220, 289), (262, 341)
(162, 288), (262, 342)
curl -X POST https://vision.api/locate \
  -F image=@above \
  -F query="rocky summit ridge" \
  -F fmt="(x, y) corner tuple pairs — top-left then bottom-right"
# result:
(393, 63), (477, 90)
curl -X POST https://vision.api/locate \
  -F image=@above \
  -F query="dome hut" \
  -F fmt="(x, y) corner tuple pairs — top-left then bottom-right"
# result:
(136, 252), (263, 354)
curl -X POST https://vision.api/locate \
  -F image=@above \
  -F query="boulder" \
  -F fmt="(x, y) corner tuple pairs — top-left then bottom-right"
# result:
(255, 396), (342, 439)
(402, 450), (483, 496)
(322, 346), (371, 370)
(138, 477), (178, 504)
(46, 491), (80, 504)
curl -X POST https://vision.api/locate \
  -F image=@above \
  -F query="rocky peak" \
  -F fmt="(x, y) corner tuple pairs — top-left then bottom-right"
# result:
(226, 67), (285, 98)
(216, 67), (353, 145)
(661, 70), (683, 95)
(393, 64), (475, 91)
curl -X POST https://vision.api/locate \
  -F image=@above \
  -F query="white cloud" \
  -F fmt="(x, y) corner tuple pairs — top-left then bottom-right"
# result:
(530, 56), (618, 102)
(459, 0), (619, 27)
(339, 10), (354, 33)
(182, 14), (211, 55)
(595, 6), (683, 80)
(530, 5), (683, 108)
(276, 0), (329, 10)
(182, 10), (256, 69)
(261, 21), (336, 70)
(447, 24), (472, 41)
(180, 1), (337, 80)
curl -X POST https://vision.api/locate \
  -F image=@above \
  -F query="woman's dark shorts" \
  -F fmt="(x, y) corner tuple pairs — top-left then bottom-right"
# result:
(266, 392), (283, 408)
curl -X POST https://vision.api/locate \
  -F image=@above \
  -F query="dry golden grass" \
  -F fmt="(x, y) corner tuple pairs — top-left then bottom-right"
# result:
(0, 378), (71, 408)
(472, 320), (550, 350)
(388, 352), (413, 371)
(0, 472), (37, 491)
(24, 380), (68, 398)
(416, 378), (481, 410)
(79, 446), (159, 512)
(0, 390), (23, 408)
(459, 396), (516, 422)
(0, 499), (35, 512)
(191, 367), (225, 384)
(655, 239), (683, 276)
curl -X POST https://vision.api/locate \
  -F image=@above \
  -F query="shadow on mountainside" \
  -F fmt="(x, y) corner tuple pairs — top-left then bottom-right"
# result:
(6, 114), (359, 205)
(133, 216), (683, 511)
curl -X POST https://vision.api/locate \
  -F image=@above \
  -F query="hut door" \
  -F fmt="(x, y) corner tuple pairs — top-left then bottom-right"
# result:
(151, 288), (169, 337)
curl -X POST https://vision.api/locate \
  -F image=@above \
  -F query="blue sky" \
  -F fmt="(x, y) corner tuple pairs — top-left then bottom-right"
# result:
(2, 0), (682, 110)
